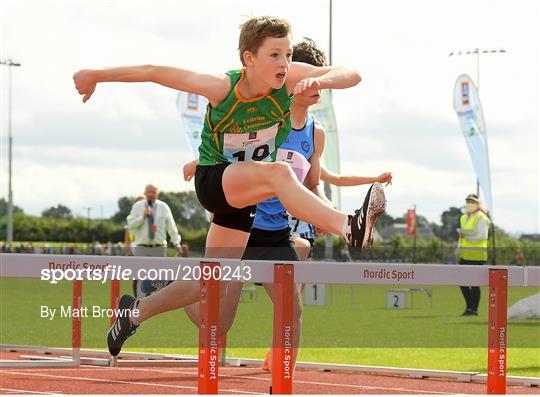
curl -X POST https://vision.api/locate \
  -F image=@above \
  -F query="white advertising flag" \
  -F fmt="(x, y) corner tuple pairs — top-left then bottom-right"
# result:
(176, 91), (207, 159)
(453, 74), (493, 214)
(309, 90), (342, 210)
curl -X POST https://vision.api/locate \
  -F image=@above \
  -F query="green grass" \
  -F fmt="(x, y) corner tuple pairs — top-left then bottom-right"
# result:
(1, 278), (538, 376)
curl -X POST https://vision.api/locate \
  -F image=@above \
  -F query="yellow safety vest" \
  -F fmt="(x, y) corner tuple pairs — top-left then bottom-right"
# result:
(458, 211), (491, 261)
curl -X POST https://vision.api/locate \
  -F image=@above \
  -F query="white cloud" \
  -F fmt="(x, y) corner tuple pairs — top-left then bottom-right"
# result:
(11, 145), (195, 218)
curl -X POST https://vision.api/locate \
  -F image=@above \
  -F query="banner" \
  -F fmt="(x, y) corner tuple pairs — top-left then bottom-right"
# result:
(453, 74), (493, 214)
(176, 91), (210, 221)
(176, 91), (208, 159)
(406, 209), (417, 237)
(309, 89), (341, 210)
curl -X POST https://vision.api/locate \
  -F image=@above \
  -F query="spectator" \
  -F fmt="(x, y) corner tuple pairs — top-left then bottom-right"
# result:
(512, 248), (526, 266)
(181, 243), (190, 258)
(456, 194), (490, 316)
(105, 241), (113, 256)
(127, 184), (182, 297)
(337, 240), (352, 262)
(124, 196), (145, 256)
(93, 241), (103, 255)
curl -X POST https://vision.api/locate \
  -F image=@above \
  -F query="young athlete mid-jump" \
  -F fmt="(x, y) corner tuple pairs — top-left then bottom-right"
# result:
(73, 16), (386, 356)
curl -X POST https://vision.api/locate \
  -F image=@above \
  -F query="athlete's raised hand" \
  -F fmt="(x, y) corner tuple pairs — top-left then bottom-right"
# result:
(73, 70), (97, 103)
(183, 159), (198, 182)
(293, 77), (321, 96)
(376, 172), (392, 186)
(315, 226), (328, 237)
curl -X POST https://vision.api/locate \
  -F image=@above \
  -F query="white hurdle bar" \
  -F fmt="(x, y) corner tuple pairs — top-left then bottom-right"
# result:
(1, 254), (537, 286)
(1, 253), (538, 394)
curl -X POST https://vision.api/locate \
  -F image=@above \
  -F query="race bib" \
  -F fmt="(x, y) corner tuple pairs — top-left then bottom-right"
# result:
(276, 148), (311, 183)
(223, 124), (279, 163)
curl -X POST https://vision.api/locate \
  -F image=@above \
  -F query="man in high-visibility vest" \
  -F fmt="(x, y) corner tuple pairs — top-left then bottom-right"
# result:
(456, 194), (491, 316)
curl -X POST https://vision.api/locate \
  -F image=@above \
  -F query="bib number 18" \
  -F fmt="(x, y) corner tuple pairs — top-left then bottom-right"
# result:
(232, 144), (270, 162)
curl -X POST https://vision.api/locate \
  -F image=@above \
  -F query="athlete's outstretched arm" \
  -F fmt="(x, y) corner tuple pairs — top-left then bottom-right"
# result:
(321, 166), (392, 187)
(73, 65), (230, 105)
(286, 62), (361, 95)
(304, 122), (331, 205)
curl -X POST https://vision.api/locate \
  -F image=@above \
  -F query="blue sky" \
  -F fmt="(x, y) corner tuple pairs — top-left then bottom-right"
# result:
(1, 0), (538, 234)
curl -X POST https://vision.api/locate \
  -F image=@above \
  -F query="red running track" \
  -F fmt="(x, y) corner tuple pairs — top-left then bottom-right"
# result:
(1, 364), (538, 395)
(1, 349), (537, 395)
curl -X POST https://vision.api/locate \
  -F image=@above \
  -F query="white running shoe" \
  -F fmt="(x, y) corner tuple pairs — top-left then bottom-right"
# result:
(346, 183), (387, 251)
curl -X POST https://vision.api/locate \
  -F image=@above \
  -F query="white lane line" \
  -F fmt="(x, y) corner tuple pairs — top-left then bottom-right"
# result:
(94, 367), (453, 394)
(0, 370), (263, 395)
(0, 387), (58, 395)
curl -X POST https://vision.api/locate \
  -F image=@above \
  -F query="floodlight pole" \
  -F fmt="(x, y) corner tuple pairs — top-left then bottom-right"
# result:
(1, 59), (22, 243)
(324, 0), (334, 259)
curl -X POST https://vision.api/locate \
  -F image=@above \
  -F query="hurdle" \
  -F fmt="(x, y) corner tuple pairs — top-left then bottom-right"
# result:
(1, 253), (539, 395)
(0, 274), (82, 368)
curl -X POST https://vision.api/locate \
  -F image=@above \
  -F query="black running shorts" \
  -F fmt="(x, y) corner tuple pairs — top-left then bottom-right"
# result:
(243, 227), (299, 287)
(195, 164), (256, 233)
(242, 227), (299, 262)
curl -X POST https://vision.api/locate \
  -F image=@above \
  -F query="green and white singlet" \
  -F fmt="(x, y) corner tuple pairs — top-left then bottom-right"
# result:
(198, 69), (293, 166)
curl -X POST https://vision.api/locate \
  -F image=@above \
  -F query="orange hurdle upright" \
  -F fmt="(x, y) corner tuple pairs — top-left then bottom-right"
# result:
(487, 269), (508, 394)
(110, 279), (120, 326)
(272, 263), (295, 394)
(198, 262), (221, 394)
(72, 279), (83, 366)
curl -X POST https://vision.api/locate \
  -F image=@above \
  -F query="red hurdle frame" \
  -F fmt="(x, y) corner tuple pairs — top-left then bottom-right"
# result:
(72, 279), (82, 366)
(198, 261), (221, 394)
(487, 268), (508, 394)
(102, 263), (512, 394)
(110, 279), (121, 326)
(272, 263), (295, 394)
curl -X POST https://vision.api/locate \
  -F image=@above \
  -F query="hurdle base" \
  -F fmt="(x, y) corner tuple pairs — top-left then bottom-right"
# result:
(0, 359), (76, 368)
(58, 355), (198, 367)
(3, 345), (539, 388)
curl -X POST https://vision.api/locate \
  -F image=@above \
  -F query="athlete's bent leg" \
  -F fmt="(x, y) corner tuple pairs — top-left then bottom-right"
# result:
(132, 280), (200, 325)
(223, 162), (347, 237)
(184, 281), (243, 334)
(184, 222), (249, 333)
(133, 224), (248, 326)
(293, 236), (311, 262)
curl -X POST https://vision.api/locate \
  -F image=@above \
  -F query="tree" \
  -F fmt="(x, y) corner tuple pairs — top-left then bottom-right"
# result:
(111, 196), (137, 224)
(376, 212), (395, 231)
(435, 206), (463, 242)
(159, 191), (208, 230)
(41, 204), (73, 219)
(0, 198), (23, 217)
(110, 191), (209, 230)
